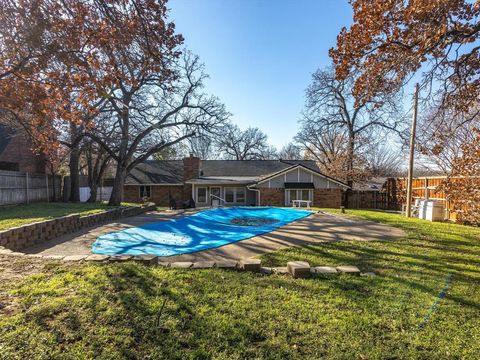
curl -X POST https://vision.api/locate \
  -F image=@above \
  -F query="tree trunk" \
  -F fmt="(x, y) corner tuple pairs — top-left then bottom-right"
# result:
(69, 147), (80, 202)
(344, 133), (355, 208)
(87, 183), (98, 202)
(109, 165), (126, 206)
(51, 174), (56, 201)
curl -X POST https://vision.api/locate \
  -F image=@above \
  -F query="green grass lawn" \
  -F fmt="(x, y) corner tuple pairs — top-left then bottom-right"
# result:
(0, 202), (138, 230)
(1, 210), (479, 359)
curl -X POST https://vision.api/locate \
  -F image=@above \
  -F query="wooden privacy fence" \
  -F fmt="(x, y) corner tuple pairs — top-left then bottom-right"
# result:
(0, 170), (61, 205)
(383, 176), (477, 222)
(347, 190), (389, 210)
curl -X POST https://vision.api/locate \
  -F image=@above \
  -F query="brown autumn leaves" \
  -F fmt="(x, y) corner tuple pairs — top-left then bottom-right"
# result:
(330, 0), (479, 224)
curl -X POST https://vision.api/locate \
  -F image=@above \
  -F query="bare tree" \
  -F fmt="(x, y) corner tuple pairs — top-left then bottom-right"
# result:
(186, 132), (218, 159)
(278, 142), (303, 159)
(295, 122), (349, 180)
(152, 144), (183, 160)
(88, 53), (229, 205)
(302, 67), (405, 188)
(216, 124), (275, 160)
(81, 139), (112, 202)
(363, 141), (404, 177)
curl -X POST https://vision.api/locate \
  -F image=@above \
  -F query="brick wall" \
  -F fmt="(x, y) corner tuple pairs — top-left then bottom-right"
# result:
(0, 204), (156, 251)
(314, 189), (342, 208)
(259, 188), (284, 206)
(0, 128), (46, 174)
(123, 185), (185, 207)
(259, 188), (343, 208)
(183, 155), (200, 180)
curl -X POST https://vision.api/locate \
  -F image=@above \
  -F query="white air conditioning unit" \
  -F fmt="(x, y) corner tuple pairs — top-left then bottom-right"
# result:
(418, 199), (445, 221)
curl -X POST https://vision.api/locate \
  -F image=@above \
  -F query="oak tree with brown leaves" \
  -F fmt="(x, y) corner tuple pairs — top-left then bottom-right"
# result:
(1, 0), (228, 205)
(442, 128), (480, 225)
(330, 0), (480, 113)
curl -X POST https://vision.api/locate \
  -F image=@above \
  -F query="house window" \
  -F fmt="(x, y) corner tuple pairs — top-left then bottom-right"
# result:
(288, 189), (298, 202)
(225, 188), (235, 203)
(225, 187), (246, 203)
(139, 186), (151, 199)
(300, 190), (310, 201)
(0, 161), (19, 171)
(197, 187), (207, 203)
(236, 187), (245, 203)
(285, 189), (312, 206)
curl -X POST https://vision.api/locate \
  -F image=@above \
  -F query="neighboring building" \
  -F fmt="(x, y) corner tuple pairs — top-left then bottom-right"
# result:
(0, 124), (46, 173)
(124, 155), (349, 208)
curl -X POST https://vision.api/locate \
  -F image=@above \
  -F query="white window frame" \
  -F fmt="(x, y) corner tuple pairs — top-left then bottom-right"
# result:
(197, 187), (207, 203)
(224, 187), (246, 204)
(285, 189), (313, 206)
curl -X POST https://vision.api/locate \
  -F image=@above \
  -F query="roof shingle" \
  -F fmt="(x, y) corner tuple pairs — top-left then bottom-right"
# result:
(125, 159), (321, 185)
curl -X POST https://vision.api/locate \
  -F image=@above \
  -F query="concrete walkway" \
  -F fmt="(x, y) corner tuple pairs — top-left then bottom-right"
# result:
(23, 210), (405, 261)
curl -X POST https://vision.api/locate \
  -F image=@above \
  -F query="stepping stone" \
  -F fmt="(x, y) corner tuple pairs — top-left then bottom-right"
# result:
(260, 267), (273, 274)
(170, 262), (193, 269)
(133, 255), (158, 264)
(109, 255), (133, 262)
(43, 255), (65, 260)
(85, 254), (110, 262)
(238, 258), (261, 272)
(336, 265), (361, 275)
(215, 260), (237, 269)
(25, 254), (43, 258)
(63, 255), (87, 262)
(272, 267), (289, 275)
(192, 261), (215, 269)
(9, 252), (25, 257)
(361, 272), (377, 277)
(314, 266), (338, 275)
(287, 261), (311, 278)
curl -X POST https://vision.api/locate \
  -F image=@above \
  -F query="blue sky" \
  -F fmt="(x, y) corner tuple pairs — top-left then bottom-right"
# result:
(169, 0), (353, 149)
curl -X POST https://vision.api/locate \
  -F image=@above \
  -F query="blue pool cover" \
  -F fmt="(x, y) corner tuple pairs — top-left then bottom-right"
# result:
(92, 207), (313, 257)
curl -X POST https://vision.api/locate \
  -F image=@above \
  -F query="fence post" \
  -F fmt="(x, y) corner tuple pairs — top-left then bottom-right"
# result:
(25, 172), (29, 204)
(46, 174), (49, 202)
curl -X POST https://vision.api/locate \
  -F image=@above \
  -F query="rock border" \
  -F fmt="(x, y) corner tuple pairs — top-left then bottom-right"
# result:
(0, 250), (375, 277)
(0, 203), (156, 251)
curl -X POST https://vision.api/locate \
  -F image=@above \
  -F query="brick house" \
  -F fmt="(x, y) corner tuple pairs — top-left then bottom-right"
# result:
(124, 155), (349, 208)
(0, 124), (46, 173)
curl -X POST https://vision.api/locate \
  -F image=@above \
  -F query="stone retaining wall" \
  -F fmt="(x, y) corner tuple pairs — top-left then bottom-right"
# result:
(0, 204), (156, 251)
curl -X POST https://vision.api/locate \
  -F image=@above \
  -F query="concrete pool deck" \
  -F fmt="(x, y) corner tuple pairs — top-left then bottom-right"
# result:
(22, 209), (406, 261)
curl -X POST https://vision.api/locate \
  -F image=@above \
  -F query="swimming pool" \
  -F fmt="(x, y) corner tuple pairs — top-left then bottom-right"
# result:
(92, 207), (313, 257)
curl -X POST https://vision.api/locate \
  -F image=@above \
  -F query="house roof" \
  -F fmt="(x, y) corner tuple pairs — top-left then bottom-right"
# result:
(125, 160), (185, 185)
(0, 124), (15, 155)
(251, 163), (350, 189)
(284, 182), (315, 189)
(199, 160), (320, 177)
(126, 159), (322, 185)
(186, 176), (259, 185)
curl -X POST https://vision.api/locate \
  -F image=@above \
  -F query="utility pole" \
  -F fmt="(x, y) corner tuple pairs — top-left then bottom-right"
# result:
(406, 83), (419, 217)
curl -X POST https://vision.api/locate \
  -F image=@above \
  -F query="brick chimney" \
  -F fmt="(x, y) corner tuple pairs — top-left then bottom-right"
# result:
(183, 153), (201, 180)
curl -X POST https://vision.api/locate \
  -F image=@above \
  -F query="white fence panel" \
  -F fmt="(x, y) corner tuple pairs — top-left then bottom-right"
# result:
(79, 186), (113, 202)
